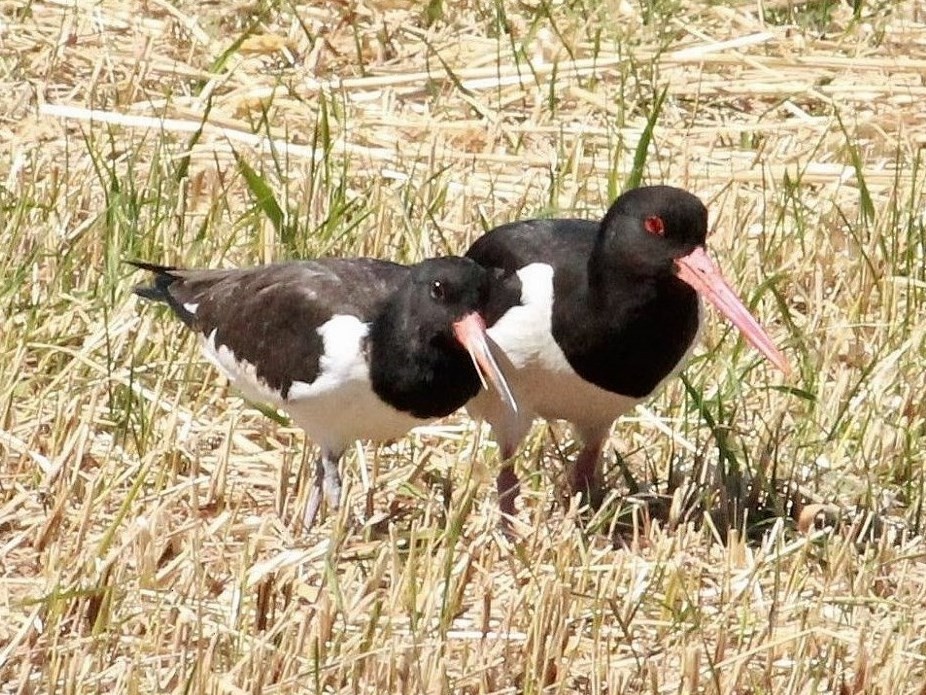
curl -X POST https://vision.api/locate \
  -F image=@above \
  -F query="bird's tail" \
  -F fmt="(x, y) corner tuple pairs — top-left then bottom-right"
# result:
(126, 260), (195, 325)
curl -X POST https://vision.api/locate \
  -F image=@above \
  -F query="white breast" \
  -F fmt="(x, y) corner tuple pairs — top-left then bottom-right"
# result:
(471, 263), (705, 455)
(477, 263), (640, 438)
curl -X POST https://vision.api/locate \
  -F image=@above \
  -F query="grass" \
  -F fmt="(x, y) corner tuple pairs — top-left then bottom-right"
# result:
(2, 0), (926, 692)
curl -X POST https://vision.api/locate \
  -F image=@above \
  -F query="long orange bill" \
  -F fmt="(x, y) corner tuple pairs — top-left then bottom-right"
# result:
(452, 312), (518, 413)
(674, 246), (791, 376)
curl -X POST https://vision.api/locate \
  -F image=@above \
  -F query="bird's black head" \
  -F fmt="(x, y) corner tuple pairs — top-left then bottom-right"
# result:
(591, 185), (792, 376)
(594, 185), (709, 280)
(403, 256), (494, 342)
(369, 256), (515, 419)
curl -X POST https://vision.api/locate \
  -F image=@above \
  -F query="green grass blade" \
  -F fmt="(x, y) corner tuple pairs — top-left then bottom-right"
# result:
(625, 84), (667, 191)
(234, 149), (289, 244)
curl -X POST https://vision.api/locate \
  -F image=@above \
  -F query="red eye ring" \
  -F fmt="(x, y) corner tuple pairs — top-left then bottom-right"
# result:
(644, 215), (665, 236)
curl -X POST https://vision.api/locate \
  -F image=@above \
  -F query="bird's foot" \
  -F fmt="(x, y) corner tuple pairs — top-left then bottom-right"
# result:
(497, 511), (521, 542)
(576, 481), (608, 511)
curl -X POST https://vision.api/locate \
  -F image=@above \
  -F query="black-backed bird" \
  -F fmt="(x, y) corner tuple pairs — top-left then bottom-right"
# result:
(130, 256), (517, 527)
(465, 185), (790, 527)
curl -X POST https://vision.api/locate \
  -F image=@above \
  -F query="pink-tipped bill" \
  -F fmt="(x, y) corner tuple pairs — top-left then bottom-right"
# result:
(674, 247), (791, 376)
(452, 312), (518, 413)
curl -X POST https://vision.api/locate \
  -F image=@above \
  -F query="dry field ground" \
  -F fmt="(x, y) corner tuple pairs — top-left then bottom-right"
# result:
(2, 0), (926, 692)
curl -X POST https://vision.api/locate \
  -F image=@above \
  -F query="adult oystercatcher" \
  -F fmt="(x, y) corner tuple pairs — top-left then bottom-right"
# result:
(465, 185), (791, 525)
(130, 256), (518, 527)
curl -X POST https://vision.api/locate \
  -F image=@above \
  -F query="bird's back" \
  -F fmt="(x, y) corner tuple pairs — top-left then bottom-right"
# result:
(131, 258), (408, 401)
(466, 218), (598, 277)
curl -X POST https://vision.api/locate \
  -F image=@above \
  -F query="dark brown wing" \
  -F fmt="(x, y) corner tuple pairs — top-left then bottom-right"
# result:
(130, 258), (408, 398)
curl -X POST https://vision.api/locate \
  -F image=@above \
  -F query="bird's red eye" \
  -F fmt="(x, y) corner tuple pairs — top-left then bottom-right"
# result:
(644, 215), (665, 236)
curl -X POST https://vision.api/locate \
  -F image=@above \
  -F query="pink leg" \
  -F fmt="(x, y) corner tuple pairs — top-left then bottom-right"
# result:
(569, 436), (605, 507)
(496, 463), (520, 520)
(302, 450), (342, 529)
(302, 457), (325, 529)
(494, 440), (522, 538)
(477, 402), (531, 535)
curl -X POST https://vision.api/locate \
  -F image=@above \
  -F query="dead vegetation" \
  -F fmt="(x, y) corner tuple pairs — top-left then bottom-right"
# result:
(1, 0), (925, 692)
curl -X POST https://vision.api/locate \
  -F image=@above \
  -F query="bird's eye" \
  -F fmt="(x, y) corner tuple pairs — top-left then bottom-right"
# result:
(644, 215), (665, 236)
(430, 280), (446, 301)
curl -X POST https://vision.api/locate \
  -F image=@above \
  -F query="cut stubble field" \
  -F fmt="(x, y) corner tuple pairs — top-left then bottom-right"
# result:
(1, 0), (925, 692)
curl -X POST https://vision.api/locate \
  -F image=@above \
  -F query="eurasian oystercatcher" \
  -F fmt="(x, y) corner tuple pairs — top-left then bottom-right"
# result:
(130, 256), (517, 527)
(465, 185), (791, 525)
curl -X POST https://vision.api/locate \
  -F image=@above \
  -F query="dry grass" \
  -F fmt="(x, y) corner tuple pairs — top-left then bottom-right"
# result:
(2, 0), (926, 692)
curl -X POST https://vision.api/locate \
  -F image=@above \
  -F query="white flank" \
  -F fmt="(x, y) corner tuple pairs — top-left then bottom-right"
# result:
(200, 314), (427, 454)
(183, 302), (199, 315)
(289, 314), (370, 400)
(203, 328), (280, 405)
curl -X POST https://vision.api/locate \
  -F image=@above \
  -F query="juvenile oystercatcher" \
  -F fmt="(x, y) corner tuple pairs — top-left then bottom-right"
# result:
(130, 256), (518, 527)
(465, 185), (791, 526)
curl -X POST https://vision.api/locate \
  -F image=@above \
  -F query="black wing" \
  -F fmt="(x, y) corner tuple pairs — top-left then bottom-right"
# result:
(129, 258), (408, 397)
(465, 218), (598, 274)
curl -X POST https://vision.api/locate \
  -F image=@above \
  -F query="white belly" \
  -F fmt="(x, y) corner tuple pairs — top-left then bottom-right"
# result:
(201, 314), (429, 455)
(282, 382), (427, 455)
